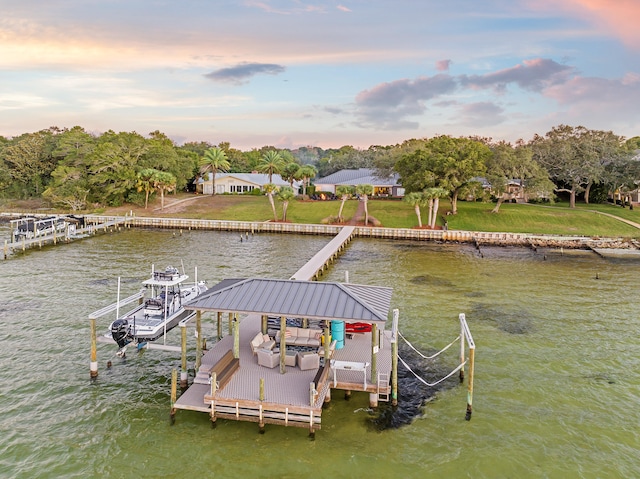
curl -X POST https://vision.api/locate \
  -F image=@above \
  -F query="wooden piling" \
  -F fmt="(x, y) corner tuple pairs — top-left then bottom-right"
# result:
(466, 346), (475, 421)
(90, 318), (98, 378)
(210, 372), (218, 428)
(391, 309), (399, 406)
(460, 318), (465, 383)
(217, 311), (222, 339)
(180, 325), (188, 388)
(170, 368), (177, 423)
(195, 310), (202, 370)
(4, 240), (7, 260)
(371, 323), (378, 384)
(280, 316), (287, 374)
(233, 316), (239, 359)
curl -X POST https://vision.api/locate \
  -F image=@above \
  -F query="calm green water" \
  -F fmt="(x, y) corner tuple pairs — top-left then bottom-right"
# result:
(0, 228), (638, 478)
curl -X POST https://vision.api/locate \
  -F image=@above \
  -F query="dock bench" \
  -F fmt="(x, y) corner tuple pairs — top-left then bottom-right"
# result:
(209, 350), (239, 391)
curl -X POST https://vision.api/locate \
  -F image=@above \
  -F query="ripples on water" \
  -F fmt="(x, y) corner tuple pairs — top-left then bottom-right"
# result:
(0, 227), (638, 478)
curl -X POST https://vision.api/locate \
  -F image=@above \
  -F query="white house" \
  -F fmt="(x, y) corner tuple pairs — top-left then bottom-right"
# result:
(195, 173), (299, 195)
(314, 168), (404, 197)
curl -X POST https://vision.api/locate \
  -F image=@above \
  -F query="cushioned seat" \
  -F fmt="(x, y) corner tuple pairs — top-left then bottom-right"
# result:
(297, 352), (320, 371)
(256, 349), (279, 368)
(250, 332), (275, 355)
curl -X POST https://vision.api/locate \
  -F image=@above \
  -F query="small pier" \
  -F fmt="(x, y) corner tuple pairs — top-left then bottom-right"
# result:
(3, 214), (130, 259)
(290, 226), (355, 280)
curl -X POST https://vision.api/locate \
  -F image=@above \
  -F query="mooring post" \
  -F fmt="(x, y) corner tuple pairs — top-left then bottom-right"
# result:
(210, 372), (218, 428)
(460, 313), (465, 383)
(466, 346), (475, 421)
(261, 314), (268, 335)
(259, 378), (266, 434)
(90, 318), (98, 378)
(391, 309), (399, 406)
(4, 240), (7, 260)
(180, 324), (188, 388)
(228, 312), (233, 335)
(195, 310), (202, 370)
(170, 368), (177, 424)
(217, 311), (222, 339)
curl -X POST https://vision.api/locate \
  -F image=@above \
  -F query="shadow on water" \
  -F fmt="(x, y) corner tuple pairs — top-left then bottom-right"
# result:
(368, 343), (460, 431)
(409, 274), (454, 288)
(470, 302), (536, 334)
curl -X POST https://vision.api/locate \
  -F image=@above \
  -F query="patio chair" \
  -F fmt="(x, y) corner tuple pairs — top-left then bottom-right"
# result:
(297, 352), (320, 371)
(256, 349), (279, 368)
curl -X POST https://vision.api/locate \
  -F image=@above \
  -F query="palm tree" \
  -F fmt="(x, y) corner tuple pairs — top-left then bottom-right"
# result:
(424, 187), (449, 228)
(299, 164), (317, 196)
(336, 185), (354, 223)
(276, 186), (295, 221)
(282, 162), (302, 188)
(355, 183), (373, 226)
(257, 150), (284, 183)
(263, 183), (279, 221)
(403, 191), (427, 227)
(136, 168), (159, 209)
(200, 147), (230, 195)
(152, 171), (177, 210)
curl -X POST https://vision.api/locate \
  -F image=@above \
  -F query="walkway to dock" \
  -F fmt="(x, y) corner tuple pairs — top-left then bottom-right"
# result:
(289, 226), (355, 281)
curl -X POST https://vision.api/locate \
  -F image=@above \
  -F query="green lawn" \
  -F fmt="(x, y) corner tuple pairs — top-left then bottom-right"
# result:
(8, 193), (640, 239)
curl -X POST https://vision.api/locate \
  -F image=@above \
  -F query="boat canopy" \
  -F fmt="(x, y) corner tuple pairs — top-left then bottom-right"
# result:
(184, 278), (392, 325)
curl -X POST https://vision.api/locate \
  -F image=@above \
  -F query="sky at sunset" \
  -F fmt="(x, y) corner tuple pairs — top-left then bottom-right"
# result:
(1, 0), (639, 149)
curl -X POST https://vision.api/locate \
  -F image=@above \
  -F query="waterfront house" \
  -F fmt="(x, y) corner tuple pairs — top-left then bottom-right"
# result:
(314, 168), (404, 197)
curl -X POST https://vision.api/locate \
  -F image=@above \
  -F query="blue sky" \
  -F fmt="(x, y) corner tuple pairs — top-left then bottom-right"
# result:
(1, 0), (639, 149)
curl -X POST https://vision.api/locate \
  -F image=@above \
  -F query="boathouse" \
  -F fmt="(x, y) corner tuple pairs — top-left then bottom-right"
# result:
(172, 277), (396, 433)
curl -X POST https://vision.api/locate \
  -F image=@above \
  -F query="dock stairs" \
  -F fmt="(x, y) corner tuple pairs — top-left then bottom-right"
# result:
(377, 371), (390, 402)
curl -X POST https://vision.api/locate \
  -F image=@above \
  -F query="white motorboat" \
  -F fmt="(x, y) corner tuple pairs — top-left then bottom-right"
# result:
(109, 265), (207, 352)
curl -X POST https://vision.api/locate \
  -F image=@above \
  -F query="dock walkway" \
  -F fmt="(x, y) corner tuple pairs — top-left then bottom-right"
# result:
(289, 226), (355, 281)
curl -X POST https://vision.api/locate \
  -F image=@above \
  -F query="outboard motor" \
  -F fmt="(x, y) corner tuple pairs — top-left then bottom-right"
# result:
(111, 318), (132, 349)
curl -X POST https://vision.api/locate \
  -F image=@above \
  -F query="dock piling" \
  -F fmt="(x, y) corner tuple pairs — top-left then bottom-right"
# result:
(180, 325), (188, 388)
(90, 318), (98, 378)
(170, 368), (177, 424)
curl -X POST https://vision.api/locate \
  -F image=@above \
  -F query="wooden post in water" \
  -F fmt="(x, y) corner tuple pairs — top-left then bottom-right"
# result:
(217, 312), (222, 339)
(391, 309), (399, 407)
(233, 315), (239, 359)
(259, 378), (266, 434)
(210, 372), (218, 428)
(180, 324), (188, 388)
(170, 368), (177, 424)
(279, 316), (287, 374)
(4, 240), (7, 259)
(90, 318), (98, 378)
(466, 346), (475, 421)
(228, 312), (233, 335)
(195, 310), (202, 370)
(459, 314), (465, 383)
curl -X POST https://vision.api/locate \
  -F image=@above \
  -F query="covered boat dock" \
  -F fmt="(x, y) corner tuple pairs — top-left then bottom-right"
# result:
(171, 277), (397, 434)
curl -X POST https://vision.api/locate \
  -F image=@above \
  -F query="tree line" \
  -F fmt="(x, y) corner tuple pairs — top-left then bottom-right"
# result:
(1, 124), (638, 214)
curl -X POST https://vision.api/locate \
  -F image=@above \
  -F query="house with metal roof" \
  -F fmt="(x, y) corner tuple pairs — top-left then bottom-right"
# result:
(314, 168), (404, 197)
(195, 172), (299, 195)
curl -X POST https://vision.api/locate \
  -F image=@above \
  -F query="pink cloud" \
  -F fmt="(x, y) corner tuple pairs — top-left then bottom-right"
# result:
(436, 59), (451, 72)
(531, 0), (640, 50)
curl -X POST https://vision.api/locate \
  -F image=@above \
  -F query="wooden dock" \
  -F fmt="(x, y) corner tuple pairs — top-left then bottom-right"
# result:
(290, 226), (355, 280)
(172, 312), (392, 431)
(3, 215), (130, 259)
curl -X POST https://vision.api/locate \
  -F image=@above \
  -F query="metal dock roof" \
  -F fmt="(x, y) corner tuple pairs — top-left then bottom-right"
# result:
(184, 278), (392, 324)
